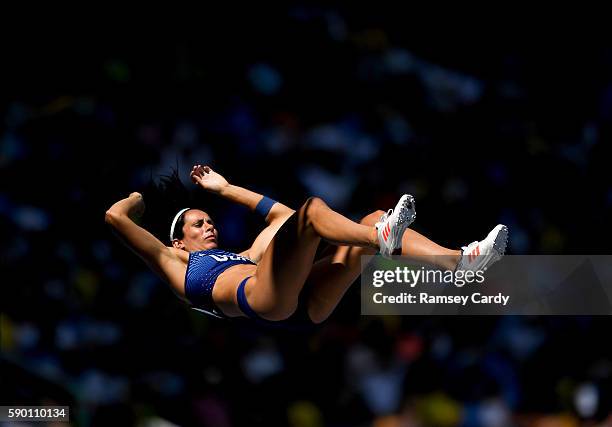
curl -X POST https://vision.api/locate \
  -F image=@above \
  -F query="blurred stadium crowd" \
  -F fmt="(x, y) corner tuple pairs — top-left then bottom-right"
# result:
(2, 8), (611, 427)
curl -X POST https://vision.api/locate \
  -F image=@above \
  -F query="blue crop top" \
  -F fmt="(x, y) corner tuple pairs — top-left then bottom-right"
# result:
(184, 249), (256, 318)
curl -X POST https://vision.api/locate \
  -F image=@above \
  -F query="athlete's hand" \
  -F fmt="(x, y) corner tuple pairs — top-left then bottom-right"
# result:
(190, 165), (229, 193)
(127, 192), (145, 222)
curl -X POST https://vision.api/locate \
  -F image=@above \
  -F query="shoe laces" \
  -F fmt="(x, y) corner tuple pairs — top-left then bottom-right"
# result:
(462, 241), (479, 253)
(379, 209), (393, 222)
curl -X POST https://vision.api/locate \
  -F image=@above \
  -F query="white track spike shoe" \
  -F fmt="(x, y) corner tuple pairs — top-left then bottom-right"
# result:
(375, 194), (416, 258)
(456, 224), (508, 273)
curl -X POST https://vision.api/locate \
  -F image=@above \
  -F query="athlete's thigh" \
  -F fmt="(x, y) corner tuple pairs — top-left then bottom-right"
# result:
(302, 210), (383, 322)
(249, 211), (321, 318)
(303, 245), (374, 323)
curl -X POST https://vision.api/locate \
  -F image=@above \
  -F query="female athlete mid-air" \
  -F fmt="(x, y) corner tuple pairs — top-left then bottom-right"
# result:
(105, 165), (508, 326)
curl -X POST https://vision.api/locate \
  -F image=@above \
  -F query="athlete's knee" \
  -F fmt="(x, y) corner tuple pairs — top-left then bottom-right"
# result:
(303, 196), (328, 213)
(299, 196), (328, 226)
(307, 307), (330, 325)
(360, 210), (385, 226)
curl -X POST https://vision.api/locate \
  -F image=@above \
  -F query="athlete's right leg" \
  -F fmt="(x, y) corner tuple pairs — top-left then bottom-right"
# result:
(304, 217), (461, 323)
(302, 211), (382, 323)
(399, 229), (460, 271)
(245, 197), (383, 321)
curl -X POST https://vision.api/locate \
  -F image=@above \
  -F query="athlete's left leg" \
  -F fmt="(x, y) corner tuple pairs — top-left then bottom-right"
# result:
(304, 212), (462, 323)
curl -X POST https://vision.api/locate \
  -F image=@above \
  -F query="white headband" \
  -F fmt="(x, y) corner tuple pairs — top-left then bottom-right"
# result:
(170, 208), (191, 241)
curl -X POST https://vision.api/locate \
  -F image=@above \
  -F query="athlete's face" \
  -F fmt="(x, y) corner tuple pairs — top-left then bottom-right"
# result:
(175, 209), (219, 252)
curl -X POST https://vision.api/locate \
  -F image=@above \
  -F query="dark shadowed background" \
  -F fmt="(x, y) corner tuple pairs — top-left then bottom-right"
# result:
(2, 9), (611, 427)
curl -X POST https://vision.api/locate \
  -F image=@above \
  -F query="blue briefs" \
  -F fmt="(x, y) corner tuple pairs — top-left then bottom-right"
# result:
(236, 276), (315, 331)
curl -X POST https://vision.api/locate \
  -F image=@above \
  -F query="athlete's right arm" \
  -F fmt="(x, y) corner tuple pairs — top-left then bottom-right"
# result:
(105, 192), (188, 301)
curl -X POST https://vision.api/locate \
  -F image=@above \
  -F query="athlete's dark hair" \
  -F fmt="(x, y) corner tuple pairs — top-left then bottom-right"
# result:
(142, 168), (194, 244)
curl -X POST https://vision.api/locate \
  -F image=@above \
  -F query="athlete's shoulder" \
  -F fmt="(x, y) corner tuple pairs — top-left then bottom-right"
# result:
(169, 246), (190, 263)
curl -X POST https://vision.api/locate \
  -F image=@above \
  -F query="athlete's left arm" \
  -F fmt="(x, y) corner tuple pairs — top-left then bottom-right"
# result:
(189, 164), (295, 224)
(190, 164), (294, 262)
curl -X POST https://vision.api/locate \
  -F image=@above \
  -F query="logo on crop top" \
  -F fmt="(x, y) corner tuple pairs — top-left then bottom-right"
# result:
(201, 253), (251, 263)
